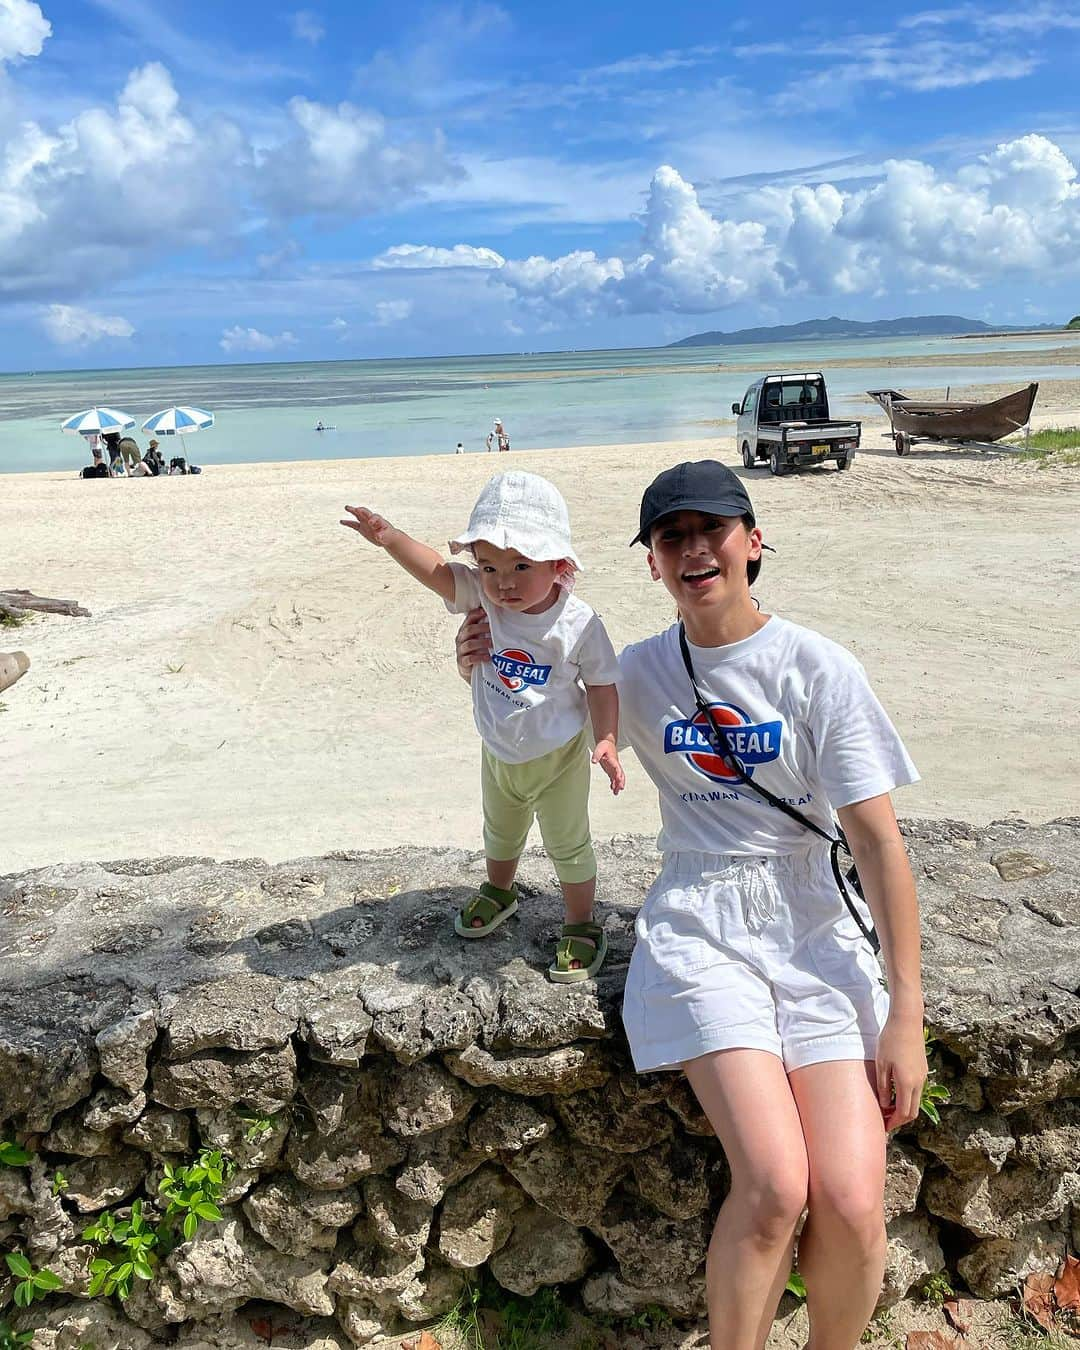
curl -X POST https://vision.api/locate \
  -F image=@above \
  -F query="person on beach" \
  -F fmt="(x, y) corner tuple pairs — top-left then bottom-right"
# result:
(454, 460), (927, 1349)
(486, 418), (510, 453)
(144, 440), (165, 476)
(341, 470), (625, 981)
(81, 446), (109, 478)
(102, 433), (126, 476)
(117, 434), (142, 472)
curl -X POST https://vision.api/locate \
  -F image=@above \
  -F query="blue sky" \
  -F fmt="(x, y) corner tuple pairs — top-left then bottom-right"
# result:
(1, 0), (1080, 369)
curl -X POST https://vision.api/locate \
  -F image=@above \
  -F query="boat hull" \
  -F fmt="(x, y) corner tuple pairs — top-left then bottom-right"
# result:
(866, 383), (1038, 442)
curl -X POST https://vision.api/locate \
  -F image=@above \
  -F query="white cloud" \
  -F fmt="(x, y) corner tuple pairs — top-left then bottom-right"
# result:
(485, 136), (1080, 318)
(374, 299), (413, 325)
(255, 97), (462, 219)
(903, 4), (1080, 34)
(219, 325), (298, 352)
(373, 243), (505, 269)
(0, 62), (242, 300)
(41, 303), (133, 345)
(290, 9), (324, 43)
(736, 28), (1041, 108)
(328, 316), (348, 331)
(0, 0), (50, 63)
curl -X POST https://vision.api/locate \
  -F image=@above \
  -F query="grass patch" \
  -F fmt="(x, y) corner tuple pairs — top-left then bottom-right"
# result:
(1007, 426), (1080, 467)
(0, 610), (31, 629)
(434, 1278), (572, 1350)
(1002, 1323), (1079, 1349)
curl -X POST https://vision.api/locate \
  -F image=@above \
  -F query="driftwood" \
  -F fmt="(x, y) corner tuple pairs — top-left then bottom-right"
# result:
(0, 651), (29, 694)
(0, 589), (90, 620)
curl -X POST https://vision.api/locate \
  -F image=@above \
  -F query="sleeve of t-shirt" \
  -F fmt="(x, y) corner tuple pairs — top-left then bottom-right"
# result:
(807, 650), (920, 808)
(442, 561), (484, 616)
(573, 615), (621, 687)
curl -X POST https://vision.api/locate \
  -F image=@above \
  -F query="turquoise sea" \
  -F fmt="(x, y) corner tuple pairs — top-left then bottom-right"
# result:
(2, 334), (1077, 474)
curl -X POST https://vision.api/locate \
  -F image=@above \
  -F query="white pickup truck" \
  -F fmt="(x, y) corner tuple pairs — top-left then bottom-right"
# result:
(732, 372), (860, 475)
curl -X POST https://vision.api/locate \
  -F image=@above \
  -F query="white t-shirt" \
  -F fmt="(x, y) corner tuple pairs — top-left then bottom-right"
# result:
(619, 617), (919, 856)
(446, 562), (620, 764)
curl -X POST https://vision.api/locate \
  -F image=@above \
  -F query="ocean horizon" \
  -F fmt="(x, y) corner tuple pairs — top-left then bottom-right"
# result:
(2, 333), (1077, 475)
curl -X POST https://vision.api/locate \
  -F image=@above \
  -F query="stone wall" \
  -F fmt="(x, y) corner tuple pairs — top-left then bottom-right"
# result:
(1, 817), (1078, 1348)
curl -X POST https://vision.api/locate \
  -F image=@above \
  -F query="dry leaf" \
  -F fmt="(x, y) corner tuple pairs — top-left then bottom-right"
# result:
(943, 1299), (970, 1334)
(417, 1334), (442, 1350)
(905, 1333), (962, 1349)
(1056, 1254), (1080, 1313)
(1023, 1271), (1057, 1332)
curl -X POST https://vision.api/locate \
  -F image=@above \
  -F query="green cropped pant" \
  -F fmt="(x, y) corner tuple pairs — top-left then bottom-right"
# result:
(481, 729), (596, 883)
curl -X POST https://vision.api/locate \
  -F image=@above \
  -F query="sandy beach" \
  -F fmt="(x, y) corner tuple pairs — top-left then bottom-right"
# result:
(3, 399), (1079, 877)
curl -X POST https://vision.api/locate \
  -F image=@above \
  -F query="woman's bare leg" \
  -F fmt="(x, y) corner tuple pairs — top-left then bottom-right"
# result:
(683, 1049), (809, 1350)
(787, 1060), (887, 1350)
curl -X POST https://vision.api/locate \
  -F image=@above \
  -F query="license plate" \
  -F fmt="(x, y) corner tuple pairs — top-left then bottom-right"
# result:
(812, 444), (829, 456)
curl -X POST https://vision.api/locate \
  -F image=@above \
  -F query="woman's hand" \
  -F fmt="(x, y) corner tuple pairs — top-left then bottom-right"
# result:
(455, 607), (492, 683)
(341, 505), (394, 546)
(875, 1013), (928, 1131)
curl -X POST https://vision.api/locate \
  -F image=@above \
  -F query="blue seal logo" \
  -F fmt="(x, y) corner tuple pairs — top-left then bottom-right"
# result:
(664, 702), (782, 783)
(490, 648), (552, 692)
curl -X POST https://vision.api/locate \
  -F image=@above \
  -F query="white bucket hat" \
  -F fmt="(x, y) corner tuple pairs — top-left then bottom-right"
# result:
(449, 471), (583, 571)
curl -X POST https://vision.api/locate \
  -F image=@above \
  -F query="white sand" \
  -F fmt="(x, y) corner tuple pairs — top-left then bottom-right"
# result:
(3, 417), (1079, 874)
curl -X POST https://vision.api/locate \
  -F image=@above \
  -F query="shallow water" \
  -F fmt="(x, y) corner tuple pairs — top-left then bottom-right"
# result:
(1, 334), (1076, 473)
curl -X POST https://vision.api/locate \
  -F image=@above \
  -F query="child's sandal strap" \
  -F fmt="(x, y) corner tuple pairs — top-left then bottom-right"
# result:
(460, 882), (516, 926)
(554, 922), (602, 972)
(560, 921), (603, 940)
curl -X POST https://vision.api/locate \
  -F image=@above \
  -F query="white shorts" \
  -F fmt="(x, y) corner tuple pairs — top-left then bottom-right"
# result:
(622, 846), (890, 1074)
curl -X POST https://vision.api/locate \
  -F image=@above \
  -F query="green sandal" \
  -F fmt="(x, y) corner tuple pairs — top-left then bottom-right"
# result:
(455, 882), (519, 939)
(548, 921), (608, 983)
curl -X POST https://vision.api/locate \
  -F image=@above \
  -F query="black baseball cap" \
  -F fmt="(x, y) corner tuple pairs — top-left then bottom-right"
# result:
(631, 460), (771, 584)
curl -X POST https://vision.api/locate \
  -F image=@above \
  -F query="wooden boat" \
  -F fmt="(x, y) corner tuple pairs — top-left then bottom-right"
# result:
(867, 382), (1037, 452)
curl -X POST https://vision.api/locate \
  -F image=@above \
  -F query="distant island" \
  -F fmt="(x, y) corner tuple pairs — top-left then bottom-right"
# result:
(668, 314), (1062, 347)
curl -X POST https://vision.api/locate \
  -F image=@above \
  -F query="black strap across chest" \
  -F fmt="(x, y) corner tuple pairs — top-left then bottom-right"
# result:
(677, 623), (879, 952)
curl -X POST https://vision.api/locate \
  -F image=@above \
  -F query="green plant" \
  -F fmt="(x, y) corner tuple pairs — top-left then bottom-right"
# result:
(785, 1271), (807, 1299)
(236, 1108), (278, 1143)
(83, 1199), (160, 1299)
(0, 611), (30, 629)
(499, 1286), (570, 1348)
(4, 1253), (63, 1307)
(51, 1170), (69, 1196)
(0, 1142), (32, 1168)
(0, 1318), (34, 1348)
(624, 1301), (672, 1333)
(158, 1149), (232, 1241)
(920, 1270), (955, 1306)
(920, 1028), (952, 1126)
(435, 1278), (486, 1349)
(77, 1148), (235, 1304)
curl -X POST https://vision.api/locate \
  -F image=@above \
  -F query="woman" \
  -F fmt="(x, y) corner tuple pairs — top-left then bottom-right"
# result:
(454, 460), (926, 1350)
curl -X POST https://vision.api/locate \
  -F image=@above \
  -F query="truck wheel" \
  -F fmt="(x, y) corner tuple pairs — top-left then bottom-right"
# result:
(894, 432), (909, 456)
(837, 455), (851, 471)
(741, 441), (754, 469)
(769, 447), (787, 476)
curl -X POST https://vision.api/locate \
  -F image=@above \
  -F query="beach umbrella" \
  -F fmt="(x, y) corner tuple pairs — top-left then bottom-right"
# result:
(141, 406), (215, 437)
(60, 406), (136, 437)
(142, 406), (215, 467)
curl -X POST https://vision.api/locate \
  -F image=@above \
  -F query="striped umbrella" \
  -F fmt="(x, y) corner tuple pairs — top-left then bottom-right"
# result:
(141, 406), (215, 437)
(60, 406), (136, 437)
(142, 406), (215, 467)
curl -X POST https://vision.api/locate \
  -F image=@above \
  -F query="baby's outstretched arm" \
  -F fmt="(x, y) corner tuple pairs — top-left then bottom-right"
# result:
(341, 505), (455, 602)
(586, 684), (625, 795)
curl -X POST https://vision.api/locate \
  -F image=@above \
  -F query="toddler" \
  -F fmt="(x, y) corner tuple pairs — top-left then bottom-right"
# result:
(342, 470), (623, 981)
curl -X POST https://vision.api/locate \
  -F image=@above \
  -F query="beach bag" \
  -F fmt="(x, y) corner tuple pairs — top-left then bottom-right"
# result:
(678, 623), (879, 952)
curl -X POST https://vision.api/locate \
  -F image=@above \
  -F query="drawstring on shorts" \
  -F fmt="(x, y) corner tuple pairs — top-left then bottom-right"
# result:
(701, 858), (782, 935)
